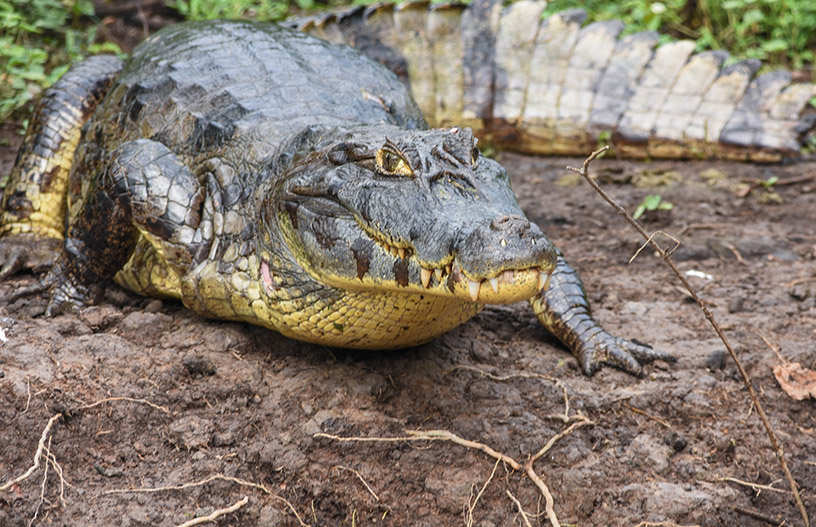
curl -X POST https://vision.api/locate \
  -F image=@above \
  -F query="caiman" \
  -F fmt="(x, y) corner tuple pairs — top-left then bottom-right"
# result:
(0, 3), (813, 375)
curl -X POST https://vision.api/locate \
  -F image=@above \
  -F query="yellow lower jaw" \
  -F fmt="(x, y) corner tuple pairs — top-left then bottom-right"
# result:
(317, 265), (551, 305)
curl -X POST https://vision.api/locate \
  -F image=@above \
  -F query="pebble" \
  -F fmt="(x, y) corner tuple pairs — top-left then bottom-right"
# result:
(705, 350), (727, 371)
(144, 299), (163, 313)
(727, 297), (744, 313)
(168, 416), (214, 450)
(183, 354), (216, 377)
(663, 430), (688, 452)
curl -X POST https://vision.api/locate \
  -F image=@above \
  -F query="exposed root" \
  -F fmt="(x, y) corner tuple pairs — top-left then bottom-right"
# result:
(78, 396), (170, 414)
(332, 465), (380, 502)
(464, 459), (500, 527)
(105, 473), (308, 527)
(505, 490), (533, 527)
(714, 476), (789, 494)
(317, 416), (591, 527)
(529, 417), (593, 463)
(27, 437), (51, 527)
(568, 145), (810, 527)
(0, 413), (62, 491)
(623, 403), (671, 428)
(523, 465), (559, 527)
(174, 496), (249, 527)
(446, 365), (573, 422)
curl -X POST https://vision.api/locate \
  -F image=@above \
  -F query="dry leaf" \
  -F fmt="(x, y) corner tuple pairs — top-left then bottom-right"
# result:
(773, 362), (816, 401)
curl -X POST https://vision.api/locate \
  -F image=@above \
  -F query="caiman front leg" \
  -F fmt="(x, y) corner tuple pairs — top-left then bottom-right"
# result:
(42, 139), (203, 314)
(0, 55), (123, 280)
(531, 250), (674, 376)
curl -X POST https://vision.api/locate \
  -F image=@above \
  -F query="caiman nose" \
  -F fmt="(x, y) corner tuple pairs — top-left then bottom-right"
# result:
(490, 215), (531, 236)
(456, 214), (556, 278)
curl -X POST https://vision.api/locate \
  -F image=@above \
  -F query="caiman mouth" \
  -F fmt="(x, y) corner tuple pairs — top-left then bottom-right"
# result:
(353, 218), (554, 304)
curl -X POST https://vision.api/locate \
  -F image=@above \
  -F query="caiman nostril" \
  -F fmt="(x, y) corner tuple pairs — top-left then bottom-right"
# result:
(490, 215), (531, 235)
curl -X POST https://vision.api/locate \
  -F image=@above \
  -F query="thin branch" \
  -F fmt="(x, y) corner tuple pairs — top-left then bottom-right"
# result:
(567, 146), (809, 527)
(174, 496), (249, 527)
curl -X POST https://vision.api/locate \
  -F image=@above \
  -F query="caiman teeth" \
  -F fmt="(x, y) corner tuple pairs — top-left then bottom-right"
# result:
(468, 279), (481, 302)
(398, 247), (406, 259)
(421, 267), (432, 288)
(539, 270), (551, 291)
(488, 277), (499, 293)
(433, 268), (443, 282)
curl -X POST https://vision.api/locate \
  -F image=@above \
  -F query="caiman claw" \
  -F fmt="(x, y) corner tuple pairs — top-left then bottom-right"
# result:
(578, 332), (675, 377)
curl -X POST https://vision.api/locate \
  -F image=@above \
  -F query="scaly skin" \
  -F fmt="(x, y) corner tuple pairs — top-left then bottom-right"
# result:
(1, 20), (672, 375)
(290, 0), (816, 161)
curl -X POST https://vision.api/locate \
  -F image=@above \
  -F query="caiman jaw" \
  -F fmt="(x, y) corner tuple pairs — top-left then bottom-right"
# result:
(370, 231), (554, 304)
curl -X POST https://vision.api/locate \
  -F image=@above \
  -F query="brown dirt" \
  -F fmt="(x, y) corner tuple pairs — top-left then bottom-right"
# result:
(2, 115), (815, 526)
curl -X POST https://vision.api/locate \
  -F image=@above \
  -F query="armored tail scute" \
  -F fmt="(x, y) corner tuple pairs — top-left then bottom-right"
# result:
(289, 0), (816, 161)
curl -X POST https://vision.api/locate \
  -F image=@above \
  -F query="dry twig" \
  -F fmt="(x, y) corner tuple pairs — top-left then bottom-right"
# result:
(174, 496), (249, 527)
(567, 146), (809, 527)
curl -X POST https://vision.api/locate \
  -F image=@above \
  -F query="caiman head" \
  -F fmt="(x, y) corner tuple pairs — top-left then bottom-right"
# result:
(265, 125), (557, 305)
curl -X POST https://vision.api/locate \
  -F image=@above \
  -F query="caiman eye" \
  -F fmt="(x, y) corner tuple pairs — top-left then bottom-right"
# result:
(375, 147), (413, 177)
(471, 147), (479, 166)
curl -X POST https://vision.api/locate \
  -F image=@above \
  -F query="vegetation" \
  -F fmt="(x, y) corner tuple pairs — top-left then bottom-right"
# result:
(1, 0), (814, 124)
(632, 194), (673, 220)
(542, 0), (816, 71)
(0, 0), (121, 122)
(166, 0), (305, 21)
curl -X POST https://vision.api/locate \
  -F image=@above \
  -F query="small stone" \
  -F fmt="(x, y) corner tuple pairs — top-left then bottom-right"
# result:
(789, 285), (811, 301)
(663, 430), (688, 452)
(705, 350), (727, 371)
(144, 299), (163, 313)
(727, 297), (744, 313)
(168, 416), (214, 450)
(183, 354), (216, 377)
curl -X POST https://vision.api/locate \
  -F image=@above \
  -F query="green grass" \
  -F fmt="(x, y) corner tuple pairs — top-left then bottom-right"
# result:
(0, 0), (123, 123)
(542, 0), (816, 71)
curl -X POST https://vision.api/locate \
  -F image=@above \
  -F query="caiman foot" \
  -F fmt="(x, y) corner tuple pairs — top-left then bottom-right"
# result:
(0, 235), (61, 280)
(6, 260), (102, 316)
(578, 332), (675, 377)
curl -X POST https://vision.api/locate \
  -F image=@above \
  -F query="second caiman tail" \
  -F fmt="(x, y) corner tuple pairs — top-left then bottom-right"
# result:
(289, 0), (816, 162)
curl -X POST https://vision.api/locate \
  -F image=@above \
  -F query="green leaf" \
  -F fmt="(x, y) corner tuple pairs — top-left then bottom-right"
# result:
(643, 194), (663, 210)
(761, 39), (789, 52)
(633, 204), (647, 220)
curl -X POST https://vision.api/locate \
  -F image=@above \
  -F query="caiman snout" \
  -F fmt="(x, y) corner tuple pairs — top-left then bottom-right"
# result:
(457, 214), (556, 281)
(490, 214), (531, 236)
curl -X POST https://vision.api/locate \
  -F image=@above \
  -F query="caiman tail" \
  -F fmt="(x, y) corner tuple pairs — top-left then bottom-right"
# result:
(289, 0), (816, 162)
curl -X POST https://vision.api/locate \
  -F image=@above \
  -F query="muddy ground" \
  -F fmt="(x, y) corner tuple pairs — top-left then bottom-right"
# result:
(1, 113), (815, 526)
